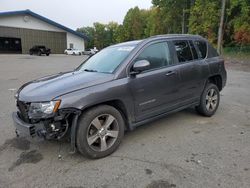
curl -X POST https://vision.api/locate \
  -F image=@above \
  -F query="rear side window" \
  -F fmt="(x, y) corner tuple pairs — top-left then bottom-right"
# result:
(135, 42), (173, 70)
(173, 41), (193, 63)
(194, 40), (207, 59)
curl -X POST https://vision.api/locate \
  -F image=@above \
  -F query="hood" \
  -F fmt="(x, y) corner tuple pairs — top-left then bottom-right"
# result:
(17, 71), (114, 102)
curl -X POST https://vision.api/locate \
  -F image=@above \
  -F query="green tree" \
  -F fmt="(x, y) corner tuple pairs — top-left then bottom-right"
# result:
(228, 0), (250, 46)
(189, 0), (220, 44)
(106, 22), (119, 44)
(114, 25), (126, 43)
(145, 7), (166, 36)
(76, 26), (95, 49)
(152, 0), (191, 34)
(123, 7), (148, 41)
(76, 0), (250, 50)
(93, 22), (108, 49)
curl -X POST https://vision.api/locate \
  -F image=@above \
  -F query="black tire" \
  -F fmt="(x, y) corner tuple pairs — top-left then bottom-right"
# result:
(76, 105), (124, 159)
(29, 51), (33, 55)
(46, 53), (50, 56)
(38, 51), (41, 56)
(73, 52), (75, 55)
(196, 83), (220, 117)
(79, 52), (81, 55)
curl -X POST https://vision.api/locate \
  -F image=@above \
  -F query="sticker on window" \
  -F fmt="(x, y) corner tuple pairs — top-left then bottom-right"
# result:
(117, 46), (134, 51)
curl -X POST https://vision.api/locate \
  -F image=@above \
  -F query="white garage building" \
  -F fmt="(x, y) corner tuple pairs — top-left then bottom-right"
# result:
(0, 10), (88, 54)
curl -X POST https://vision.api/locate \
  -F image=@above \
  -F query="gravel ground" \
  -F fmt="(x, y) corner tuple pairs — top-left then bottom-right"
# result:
(0, 54), (249, 188)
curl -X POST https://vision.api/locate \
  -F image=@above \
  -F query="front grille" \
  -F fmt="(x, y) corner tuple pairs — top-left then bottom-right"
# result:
(17, 101), (30, 123)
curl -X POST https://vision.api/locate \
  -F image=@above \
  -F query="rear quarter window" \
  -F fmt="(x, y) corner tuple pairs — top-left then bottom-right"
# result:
(207, 43), (219, 58)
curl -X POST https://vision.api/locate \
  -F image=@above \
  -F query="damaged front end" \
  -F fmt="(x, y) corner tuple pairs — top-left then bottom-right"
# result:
(13, 100), (80, 142)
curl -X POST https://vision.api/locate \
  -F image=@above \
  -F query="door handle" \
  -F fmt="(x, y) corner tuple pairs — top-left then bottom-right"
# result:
(165, 71), (176, 76)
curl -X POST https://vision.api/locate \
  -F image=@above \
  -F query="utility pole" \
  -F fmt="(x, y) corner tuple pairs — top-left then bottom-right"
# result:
(182, 8), (185, 34)
(217, 0), (226, 54)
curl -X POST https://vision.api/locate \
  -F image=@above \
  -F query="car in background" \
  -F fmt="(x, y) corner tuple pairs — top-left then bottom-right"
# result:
(83, 48), (99, 56)
(64, 48), (82, 55)
(82, 49), (94, 55)
(29, 45), (51, 56)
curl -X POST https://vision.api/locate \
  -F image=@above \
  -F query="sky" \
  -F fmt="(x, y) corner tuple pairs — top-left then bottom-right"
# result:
(0, 0), (152, 30)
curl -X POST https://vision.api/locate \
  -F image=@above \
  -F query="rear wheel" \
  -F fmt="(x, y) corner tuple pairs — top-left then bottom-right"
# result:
(38, 51), (41, 56)
(76, 105), (124, 159)
(196, 83), (220, 117)
(46, 53), (50, 56)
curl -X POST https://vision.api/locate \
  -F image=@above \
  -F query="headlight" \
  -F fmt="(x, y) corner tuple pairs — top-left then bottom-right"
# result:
(28, 100), (61, 118)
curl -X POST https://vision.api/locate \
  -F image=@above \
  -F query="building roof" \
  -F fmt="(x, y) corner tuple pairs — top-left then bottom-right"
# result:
(0, 9), (88, 40)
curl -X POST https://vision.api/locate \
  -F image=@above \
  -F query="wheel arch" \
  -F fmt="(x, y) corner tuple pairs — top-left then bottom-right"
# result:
(207, 74), (223, 91)
(80, 99), (132, 131)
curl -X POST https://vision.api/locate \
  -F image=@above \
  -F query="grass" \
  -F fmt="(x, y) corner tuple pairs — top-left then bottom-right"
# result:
(222, 46), (250, 63)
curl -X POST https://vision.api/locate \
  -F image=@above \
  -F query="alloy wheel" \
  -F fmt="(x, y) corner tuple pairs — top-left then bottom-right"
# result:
(205, 88), (218, 111)
(87, 114), (119, 152)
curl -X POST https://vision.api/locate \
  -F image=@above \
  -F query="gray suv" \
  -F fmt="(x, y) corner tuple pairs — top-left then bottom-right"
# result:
(13, 35), (227, 158)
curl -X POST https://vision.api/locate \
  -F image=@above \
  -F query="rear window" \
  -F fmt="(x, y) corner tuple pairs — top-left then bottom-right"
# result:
(194, 40), (207, 59)
(173, 41), (193, 63)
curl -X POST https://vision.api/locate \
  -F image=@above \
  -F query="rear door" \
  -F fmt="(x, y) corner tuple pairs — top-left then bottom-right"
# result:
(128, 41), (182, 121)
(172, 40), (203, 104)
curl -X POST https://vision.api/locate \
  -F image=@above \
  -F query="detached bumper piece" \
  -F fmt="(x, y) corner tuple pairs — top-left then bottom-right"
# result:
(12, 112), (37, 137)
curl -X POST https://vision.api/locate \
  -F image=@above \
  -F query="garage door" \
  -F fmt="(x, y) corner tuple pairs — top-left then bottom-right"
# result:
(0, 37), (22, 53)
(20, 29), (67, 54)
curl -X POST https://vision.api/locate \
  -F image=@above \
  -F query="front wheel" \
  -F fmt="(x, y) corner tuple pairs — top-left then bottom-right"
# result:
(196, 83), (220, 117)
(76, 105), (124, 159)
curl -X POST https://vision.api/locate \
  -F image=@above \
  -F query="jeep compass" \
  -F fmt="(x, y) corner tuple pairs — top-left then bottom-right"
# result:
(13, 35), (227, 158)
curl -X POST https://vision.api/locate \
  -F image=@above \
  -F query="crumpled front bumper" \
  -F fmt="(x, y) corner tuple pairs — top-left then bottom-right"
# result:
(12, 112), (44, 138)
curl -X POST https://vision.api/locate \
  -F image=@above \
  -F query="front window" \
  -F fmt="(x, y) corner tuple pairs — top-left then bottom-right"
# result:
(78, 45), (135, 73)
(134, 42), (173, 71)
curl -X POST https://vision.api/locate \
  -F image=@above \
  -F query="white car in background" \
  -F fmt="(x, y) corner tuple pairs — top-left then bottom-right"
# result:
(83, 47), (99, 55)
(64, 48), (82, 55)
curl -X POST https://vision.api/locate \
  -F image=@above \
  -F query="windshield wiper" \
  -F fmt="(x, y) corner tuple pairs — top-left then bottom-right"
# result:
(84, 69), (98, 72)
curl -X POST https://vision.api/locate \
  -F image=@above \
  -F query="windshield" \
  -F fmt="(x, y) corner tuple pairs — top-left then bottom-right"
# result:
(78, 45), (135, 73)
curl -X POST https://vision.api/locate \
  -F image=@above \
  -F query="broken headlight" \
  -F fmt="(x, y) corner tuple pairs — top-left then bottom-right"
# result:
(28, 100), (61, 119)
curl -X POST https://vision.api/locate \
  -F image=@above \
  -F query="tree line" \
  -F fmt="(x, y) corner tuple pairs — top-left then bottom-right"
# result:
(77, 0), (250, 52)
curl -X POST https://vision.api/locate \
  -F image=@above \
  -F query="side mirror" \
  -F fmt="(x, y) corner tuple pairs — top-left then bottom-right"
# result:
(130, 60), (150, 75)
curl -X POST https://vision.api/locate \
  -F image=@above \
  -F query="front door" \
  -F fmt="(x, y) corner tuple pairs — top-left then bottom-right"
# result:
(128, 41), (181, 122)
